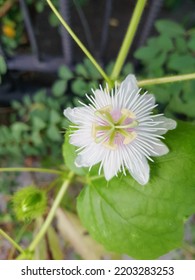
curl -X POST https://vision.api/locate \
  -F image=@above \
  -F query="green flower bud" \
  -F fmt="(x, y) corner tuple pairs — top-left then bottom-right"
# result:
(12, 186), (47, 222)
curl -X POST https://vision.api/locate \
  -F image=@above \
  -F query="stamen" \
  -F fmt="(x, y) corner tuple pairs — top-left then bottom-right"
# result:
(115, 120), (138, 129)
(92, 106), (138, 150)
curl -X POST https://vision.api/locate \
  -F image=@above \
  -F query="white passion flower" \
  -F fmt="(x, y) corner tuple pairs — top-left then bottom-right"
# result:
(64, 75), (176, 185)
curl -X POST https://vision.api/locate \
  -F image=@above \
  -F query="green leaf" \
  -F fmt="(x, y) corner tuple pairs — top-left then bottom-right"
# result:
(71, 78), (87, 96)
(147, 52), (166, 72)
(134, 46), (158, 62)
(175, 37), (187, 53)
(83, 58), (101, 79)
(105, 61), (114, 76)
(11, 100), (22, 110)
(77, 122), (195, 259)
(32, 116), (46, 130)
(168, 94), (195, 118)
(188, 36), (195, 51)
(75, 63), (89, 78)
(33, 90), (46, 103)
(157, 35), (174, 52)
(63, 131), (86, 175)
(46, 125), (61, 142)
(182, 80), (195, 102)
(0, 56), (7, 75)
(155, 20), (185, 37)
(35, 2), (44, 13)
(11, 122), (29, 141)
(50, 110), (61, 124)
(31, 131), (42, 146)
(167, 54), (195, 73)
(122, 62), (134, 77)
(58, 65), (73, 80)
(52, 80), (67, 97)
(49, 13), (59, 27)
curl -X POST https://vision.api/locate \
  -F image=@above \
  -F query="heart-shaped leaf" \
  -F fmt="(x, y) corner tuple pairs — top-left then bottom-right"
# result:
(77, 121), (195, 259)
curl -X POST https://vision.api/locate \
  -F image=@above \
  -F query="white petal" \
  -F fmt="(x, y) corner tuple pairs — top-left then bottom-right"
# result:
(103, 150), (123, 181)
(124, 147), (150, 185)
(151, 116), (177, 135)
(120, 74), (138, 93)
(142, 94), (155, 107)
(69, 128), (92, 147)
(93, 89), (111, 109)
(149, 141), (169, 156)
(64, 107), (94, 125)
(115, 75), (139, 109)
(75, 143), (106, 167)
(131, 157), (149, 185)
(131, 93), (156, 118)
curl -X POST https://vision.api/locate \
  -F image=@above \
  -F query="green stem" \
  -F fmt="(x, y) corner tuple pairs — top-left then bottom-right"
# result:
(28, 171), (74, 252)
(111, 0), (147, 80)
(46, 0), (112, 87)
(0, 229), (24, 253)
(0, 167), (62, 175)
(138, 73), (195, 87)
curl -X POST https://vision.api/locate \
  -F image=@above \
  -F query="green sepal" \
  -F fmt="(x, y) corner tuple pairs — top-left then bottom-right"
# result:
(63, 130), (87, 175)
(12, 186), (47, 222)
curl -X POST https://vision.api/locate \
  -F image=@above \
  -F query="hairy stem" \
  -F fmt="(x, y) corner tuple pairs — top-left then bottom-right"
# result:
(111, 0), (147, 80)
(0, 167), (63, 175)
(138, 73), (195, 87)
(28, 171), (74, 252)
(0, 229), (24, 254)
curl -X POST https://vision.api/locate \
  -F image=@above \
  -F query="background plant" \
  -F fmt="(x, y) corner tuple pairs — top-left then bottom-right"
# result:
(0, 59), (132, 166)
(134, 19), (195, 120)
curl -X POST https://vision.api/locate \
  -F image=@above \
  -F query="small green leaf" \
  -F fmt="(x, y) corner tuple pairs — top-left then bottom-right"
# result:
(75, 63), (89, 78)
(63, 131), (86, 175)
(71, 78), (87, 96)
(58, 65), (73, 80)
(134, 46), (158, 61)
(157, 35), (174, 52)
(148, 52), (166, 72)
(31, 131), (42, 146)
(35, 2), (44, 13)
(188, 36), (195, 51)
(0, 56), (7, 74)
(11, 122), (29, 142)
(84, 58), (101, 79)
(77, 122), (195, 259)
(49, 13), (59, 27)
(32, 116), (46, 130)
(50, 110), (61, 124)
(168, 94), (195, 118)
(122, 63), (134, 77)
(167, 54), (195, 73)
(33, 90), (46, 103)
(175, 37), (187, 53)
(155, 20), (185, 37)
(52, 80), (67, 97)
(47, 125), (61, 141)
(11, 100), (21, 110)
(105, 61), (114, 76)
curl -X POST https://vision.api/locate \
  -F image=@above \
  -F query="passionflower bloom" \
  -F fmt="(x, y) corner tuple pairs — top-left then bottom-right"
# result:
(64, 75), (176, 185)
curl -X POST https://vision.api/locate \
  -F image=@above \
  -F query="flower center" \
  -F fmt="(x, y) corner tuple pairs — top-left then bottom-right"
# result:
(92, 106), (138, 149)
